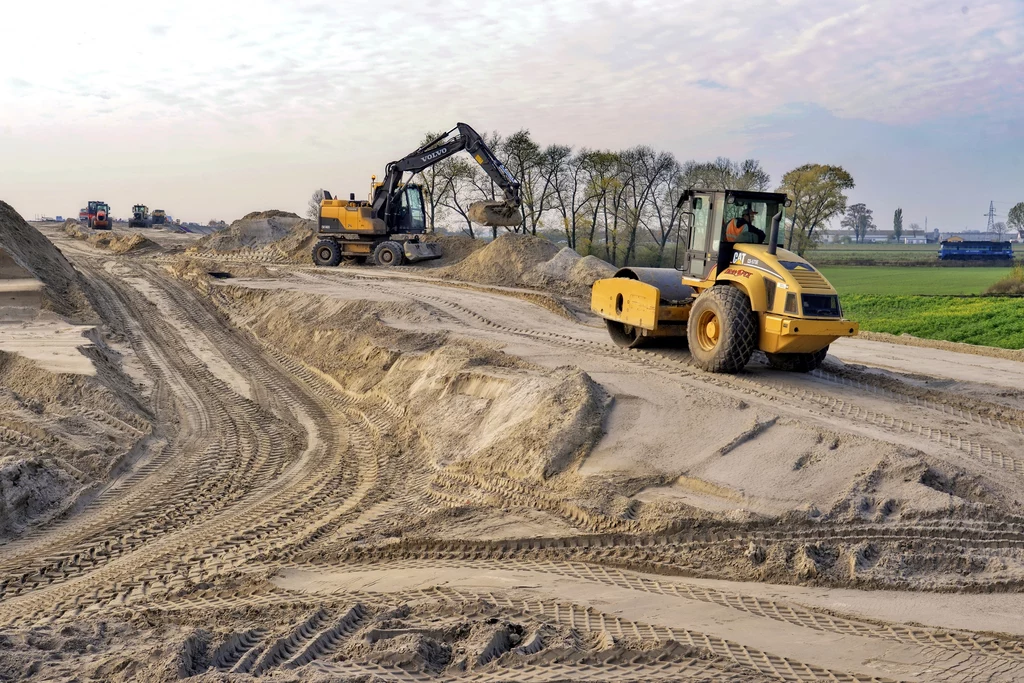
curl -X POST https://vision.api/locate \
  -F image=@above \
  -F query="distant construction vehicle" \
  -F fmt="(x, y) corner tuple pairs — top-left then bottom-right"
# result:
(591, 189), (858, 373)
(86, 200), (111, 230)
(151, 209), (167, 226)
(313, 122), (522, 267)
(128, 204), (151, 228)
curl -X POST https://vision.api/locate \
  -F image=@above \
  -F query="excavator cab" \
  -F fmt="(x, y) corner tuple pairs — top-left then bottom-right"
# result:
(388, 185), (427, 234)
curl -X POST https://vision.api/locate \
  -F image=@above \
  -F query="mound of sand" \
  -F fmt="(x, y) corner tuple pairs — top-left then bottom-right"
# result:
(0, 457), (78, 537)
(0, 350), (151, 537)
(0, 201), (92, 322)
(196, 211), (313, 253)
(435, 234), (614, 298)
(102, 233), (159, 254)
(521, 247), (616, 297)
(437, 233), (561, 287)
(421, 234), (485, 268)
(241, 209), (300, 221)
(204, 284), (606, 481)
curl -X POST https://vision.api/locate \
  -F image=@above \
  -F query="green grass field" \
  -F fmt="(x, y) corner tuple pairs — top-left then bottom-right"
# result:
(819, 266), (1013, 296)
(841, 295), (1024, 349)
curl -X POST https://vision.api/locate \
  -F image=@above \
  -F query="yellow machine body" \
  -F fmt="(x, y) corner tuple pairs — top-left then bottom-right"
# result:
(592, 244), (857, 354)
(319, 196), (387, 235)
(591, 189), (858, 371)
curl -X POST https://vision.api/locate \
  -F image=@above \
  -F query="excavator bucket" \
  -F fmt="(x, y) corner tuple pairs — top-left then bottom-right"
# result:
(403, 242), (443, 263)
(468, 200), (521, 227)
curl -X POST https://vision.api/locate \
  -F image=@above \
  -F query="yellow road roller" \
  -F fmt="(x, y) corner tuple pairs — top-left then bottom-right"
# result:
(591, 189), (858, 373)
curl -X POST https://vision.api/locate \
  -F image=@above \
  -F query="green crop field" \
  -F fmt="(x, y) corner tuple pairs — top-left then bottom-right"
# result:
(841, 295), (1024, 349)
(818, 266), (1012, 296)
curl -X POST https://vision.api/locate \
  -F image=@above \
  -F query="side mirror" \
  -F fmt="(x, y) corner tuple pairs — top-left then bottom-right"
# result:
(693, 197), (703, 210)
(785, 198), (793, 207)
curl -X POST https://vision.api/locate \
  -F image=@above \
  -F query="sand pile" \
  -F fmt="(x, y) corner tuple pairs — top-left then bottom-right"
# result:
(437, 233), (561, 287)
(421, 234), (485, 267)
(206, 284), (605, 482)
(521, 247), (617, 297)
(0, 201), (92, 322)
(100, 232), (159, 254)
(63, 224), (160, 255)
(436, 234), (614, 299)
(196, 211), (308, 252)
(0, 351), (150, 537)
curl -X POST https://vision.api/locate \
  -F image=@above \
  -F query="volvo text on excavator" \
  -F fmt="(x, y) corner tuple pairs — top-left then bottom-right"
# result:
(313, 122), (522, 267)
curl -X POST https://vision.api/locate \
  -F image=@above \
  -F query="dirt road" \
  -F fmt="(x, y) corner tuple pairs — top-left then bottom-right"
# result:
(3, 226), (1024, 681)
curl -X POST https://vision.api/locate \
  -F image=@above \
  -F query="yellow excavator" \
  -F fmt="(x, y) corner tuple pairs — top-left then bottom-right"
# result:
(314, 122), (521, 267)
(591, 189), (858, 373)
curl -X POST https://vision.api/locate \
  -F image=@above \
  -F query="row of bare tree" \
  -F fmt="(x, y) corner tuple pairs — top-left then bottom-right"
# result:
(312, 129), (858, 266)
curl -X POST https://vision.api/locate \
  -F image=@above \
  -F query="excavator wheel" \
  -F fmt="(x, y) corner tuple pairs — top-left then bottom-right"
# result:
(373, 241), (404, 267)
(312, 239), (342, 267)
(765, 346), (829, 372)
(605, 319), (650, 349)
(686, 285), (758, 373)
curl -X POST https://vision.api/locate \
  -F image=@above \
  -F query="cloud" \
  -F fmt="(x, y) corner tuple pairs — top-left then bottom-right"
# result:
(693, 79), (732, 91)
(1, 0), (1020, 225)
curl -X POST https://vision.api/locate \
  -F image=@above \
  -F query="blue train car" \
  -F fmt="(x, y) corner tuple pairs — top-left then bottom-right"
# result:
(938, 240), (1013, 261)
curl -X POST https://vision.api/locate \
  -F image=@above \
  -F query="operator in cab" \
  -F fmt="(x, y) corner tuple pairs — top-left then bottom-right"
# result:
(725, 208), (766, 244)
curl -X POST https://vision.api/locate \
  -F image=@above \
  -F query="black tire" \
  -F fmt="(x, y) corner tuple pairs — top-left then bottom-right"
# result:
(312, 239), (342, 267)
(686, 285), (758, 373)
(373, 241), (404, 267)
(605, 319), (648, 348)
(765, 346), (829, 372)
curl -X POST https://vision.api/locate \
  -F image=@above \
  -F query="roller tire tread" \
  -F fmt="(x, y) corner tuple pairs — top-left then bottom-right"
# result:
(687, 286), (758, 373)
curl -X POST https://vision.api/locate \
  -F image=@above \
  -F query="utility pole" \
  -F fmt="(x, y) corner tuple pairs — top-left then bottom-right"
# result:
(985, 201), (997, 233)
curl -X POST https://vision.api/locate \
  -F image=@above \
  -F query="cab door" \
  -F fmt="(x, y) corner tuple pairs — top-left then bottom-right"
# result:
(682, 194), (715, 277)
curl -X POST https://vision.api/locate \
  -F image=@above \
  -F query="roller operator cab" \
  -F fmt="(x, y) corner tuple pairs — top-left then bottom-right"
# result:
(591, 189), (859, 373)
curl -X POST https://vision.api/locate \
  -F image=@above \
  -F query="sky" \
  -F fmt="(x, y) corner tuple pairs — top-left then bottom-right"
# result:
(1, 0), (1022, 231)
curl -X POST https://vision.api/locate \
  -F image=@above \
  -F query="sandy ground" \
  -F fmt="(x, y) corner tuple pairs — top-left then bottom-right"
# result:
(0, 221), (1023, 681)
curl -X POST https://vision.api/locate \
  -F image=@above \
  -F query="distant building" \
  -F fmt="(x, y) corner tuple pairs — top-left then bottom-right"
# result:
(819, 228), (940, 244)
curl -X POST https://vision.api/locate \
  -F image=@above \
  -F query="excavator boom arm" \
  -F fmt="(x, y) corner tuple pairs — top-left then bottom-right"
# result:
(373, 122), (521, 218)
